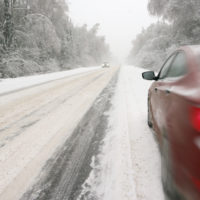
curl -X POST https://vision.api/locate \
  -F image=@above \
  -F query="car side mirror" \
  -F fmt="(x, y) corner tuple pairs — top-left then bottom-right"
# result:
(142, 71), (157, 80)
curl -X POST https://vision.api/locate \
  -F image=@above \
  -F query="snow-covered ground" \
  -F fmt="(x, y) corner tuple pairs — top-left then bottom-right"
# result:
(0, 66), (117, 200)
(0, 66), (100, 95)
(0, 65), (165, 199)
(78, 66), (165, 200)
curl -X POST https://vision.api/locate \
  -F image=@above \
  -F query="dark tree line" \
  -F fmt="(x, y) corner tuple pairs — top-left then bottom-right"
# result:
(0, 0), (110, 77)
(128, 0), (200, 70)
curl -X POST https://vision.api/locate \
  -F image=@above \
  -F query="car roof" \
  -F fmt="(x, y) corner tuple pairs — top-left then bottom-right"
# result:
(181, 45), (200, 56)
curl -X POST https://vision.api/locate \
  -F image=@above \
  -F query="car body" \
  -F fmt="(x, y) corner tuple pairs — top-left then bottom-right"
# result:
(142, 46), (200, 200)
(102, 62), (110, 68)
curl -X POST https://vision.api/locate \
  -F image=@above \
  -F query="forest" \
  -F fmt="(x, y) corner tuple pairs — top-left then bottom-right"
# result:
(0, 0), (110, 77)
(128, 0), (200, 70)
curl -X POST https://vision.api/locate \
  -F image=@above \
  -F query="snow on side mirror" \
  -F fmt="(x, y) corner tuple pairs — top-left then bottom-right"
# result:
(142, 71), (156, 80)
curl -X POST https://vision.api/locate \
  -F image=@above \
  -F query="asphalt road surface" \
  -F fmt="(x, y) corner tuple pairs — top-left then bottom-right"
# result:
(0, 66), (119, 200)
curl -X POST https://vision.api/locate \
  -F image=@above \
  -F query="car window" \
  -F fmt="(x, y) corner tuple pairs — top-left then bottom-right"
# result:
(166, 52), (187, 78)
(159, 54), (176, 79)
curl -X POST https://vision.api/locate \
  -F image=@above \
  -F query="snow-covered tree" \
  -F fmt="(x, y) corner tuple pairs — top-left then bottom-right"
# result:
(128, 0), (200, 69)
(0, 0), (110, 77)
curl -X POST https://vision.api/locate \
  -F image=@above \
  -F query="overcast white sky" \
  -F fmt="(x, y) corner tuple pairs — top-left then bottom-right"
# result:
(68, 0), (156, 62)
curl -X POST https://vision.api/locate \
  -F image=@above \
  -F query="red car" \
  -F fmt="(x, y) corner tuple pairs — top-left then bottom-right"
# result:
(142, 46), (200, 200)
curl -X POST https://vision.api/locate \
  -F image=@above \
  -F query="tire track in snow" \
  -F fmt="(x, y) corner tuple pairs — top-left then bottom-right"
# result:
(0, 72), (105, 149)
(20, 70), (119, 200)
(76, 66), (165, 200)
(76, 67), (137, 200)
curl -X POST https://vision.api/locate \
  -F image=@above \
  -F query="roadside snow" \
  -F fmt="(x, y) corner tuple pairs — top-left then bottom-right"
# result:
(78, 66), (165, 200)
(0, 66), (100, 95)
(123, 66), (165, 200)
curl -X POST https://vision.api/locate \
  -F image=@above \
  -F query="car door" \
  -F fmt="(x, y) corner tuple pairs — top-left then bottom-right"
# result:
(150, 53), (177, 135)
(150, 51), (188, 138)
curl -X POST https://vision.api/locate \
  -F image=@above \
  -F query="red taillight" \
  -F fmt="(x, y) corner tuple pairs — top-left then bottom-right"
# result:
(191, 107), (200, 131)
(191, 176), (200, 191)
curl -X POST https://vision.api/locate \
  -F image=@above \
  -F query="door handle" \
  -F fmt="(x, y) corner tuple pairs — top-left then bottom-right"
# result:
(154, 88), (158, 92)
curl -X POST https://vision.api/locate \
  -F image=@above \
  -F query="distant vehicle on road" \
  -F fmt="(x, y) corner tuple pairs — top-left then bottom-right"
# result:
(142, 45), (200, 200)
(102, 62), (110, 68)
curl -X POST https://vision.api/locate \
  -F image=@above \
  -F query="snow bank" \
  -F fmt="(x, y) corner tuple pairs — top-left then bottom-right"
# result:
(0, 66), (100, 95)
(122, 66), (165, 200)
(78, 66), (165, 200)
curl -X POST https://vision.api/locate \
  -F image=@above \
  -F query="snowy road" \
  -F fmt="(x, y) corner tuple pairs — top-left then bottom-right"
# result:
(0, 66), (118, 200)
(0, 66), (165, 200)
(76, 66), (165, 200)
